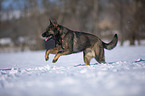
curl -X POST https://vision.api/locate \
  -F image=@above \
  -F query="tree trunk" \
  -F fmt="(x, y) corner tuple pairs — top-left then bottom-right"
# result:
(92, 0), (100, 36)
(129, 0), (138, 46)
(29, 0), (43, 50)
(129, 33), (135, 45)
(119, 0), (124, 46)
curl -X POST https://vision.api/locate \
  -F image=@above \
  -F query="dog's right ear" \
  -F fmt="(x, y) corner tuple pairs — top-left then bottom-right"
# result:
(49, 19), (53, 25)
(49, 18), (58, 27)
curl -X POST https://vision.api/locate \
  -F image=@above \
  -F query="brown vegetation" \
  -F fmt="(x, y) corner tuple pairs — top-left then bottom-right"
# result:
(0, 0), (145, 51)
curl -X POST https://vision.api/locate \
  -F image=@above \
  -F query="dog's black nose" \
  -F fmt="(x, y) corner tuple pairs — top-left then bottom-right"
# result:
(42, 33), (45, 37)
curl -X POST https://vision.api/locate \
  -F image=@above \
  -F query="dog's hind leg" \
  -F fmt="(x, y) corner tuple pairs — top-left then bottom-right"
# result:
(83, 54), (92, 65)
(83, 48), (94, 65)
(94, 46), (105, 64)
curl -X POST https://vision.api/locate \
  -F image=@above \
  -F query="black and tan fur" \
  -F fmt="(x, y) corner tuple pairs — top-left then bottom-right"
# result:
(42, 19), (118, 65)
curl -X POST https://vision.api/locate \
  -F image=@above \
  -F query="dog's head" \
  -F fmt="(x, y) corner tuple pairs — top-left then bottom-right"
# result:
(42, 18), (60, 41)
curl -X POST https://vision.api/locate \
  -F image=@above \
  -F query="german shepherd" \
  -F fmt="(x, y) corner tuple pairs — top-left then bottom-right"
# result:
(42, 19), (118, 65)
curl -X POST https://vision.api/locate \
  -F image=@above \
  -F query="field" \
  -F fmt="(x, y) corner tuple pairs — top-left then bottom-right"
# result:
(0, 45), (145, 96)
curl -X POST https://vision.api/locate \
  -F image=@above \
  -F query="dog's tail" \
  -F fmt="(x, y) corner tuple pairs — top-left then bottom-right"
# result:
(102, 34), (118, 50)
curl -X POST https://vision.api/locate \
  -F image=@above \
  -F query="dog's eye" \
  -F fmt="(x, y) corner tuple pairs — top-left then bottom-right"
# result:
(46, 28), (51, 32)
(52, 28), (58, 32)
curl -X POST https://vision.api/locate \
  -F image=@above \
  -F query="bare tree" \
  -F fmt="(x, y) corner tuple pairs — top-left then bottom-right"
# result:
(129, 0), (145, 45)
(28, 0), (43, 50)
(119, 0), (124, 46)
(92, 0), (100, 36)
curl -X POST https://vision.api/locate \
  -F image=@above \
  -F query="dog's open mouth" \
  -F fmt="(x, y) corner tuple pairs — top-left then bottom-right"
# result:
(43, 36), (53, 41)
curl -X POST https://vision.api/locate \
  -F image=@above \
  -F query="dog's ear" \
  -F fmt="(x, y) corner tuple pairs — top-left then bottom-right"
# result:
(49, 18), (58, 27)
(49, 19), (53, 25)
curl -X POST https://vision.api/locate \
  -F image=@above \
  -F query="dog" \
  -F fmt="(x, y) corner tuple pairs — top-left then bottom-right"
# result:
(42, 19), (118, 65)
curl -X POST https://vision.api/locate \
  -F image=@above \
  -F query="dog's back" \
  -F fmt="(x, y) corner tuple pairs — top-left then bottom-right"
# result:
(71, 31), (99, 52)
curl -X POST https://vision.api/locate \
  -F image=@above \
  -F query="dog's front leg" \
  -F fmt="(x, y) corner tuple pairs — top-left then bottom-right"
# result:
(45, 50), (50, 61)
(52, 50), (70, 63)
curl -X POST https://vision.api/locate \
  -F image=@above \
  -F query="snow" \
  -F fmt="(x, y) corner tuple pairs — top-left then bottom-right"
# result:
(0, 46), (145, 96)
(0, 38), (13, 46)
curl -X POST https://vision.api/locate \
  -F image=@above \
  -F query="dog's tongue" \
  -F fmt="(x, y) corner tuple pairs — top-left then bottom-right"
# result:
(45, 37), (49, 41)
(45, 36), (52, 41)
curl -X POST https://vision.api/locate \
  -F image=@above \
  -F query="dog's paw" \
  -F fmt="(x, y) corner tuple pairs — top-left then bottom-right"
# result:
(52, 59), (58, 63)
(45, 57), (49, 61)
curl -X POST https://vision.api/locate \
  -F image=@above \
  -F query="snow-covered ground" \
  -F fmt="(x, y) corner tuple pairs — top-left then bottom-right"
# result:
(0, 45), (145, 96)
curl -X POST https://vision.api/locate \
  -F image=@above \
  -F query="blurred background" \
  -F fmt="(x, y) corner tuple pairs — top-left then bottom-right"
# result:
(0, 0), (145, 52)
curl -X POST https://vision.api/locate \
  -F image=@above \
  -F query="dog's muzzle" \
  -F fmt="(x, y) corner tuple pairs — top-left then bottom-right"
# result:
(44, 36), (52, 41)
(42, 33), (53, 41)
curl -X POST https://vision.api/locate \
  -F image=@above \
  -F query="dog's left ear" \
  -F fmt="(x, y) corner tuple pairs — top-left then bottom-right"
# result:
(49, 18), (58, 27)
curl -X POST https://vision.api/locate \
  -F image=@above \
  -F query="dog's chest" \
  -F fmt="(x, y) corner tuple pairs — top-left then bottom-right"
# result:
(44, 39), (56, 50)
